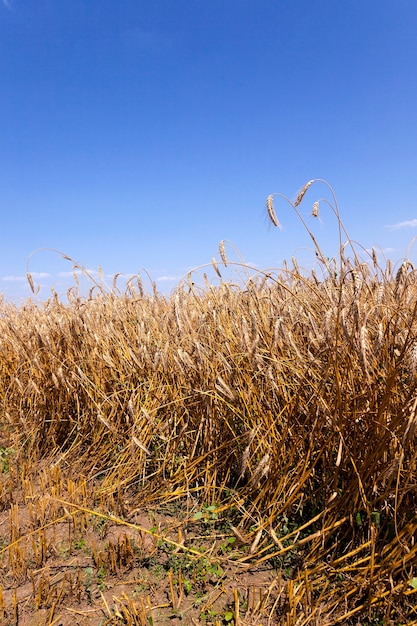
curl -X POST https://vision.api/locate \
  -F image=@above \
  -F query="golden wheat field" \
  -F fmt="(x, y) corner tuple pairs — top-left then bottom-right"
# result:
(0, 182), (417, 625)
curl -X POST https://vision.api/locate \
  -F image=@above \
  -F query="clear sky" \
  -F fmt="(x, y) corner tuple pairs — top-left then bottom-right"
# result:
(1, 0), (417, 301)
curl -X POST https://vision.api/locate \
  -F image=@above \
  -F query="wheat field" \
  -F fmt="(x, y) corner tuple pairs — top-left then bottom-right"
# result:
(0, 181), (416, 625)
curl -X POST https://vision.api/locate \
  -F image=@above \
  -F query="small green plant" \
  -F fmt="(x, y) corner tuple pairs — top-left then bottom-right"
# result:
(371, 510), (381, 528)
(0, 447), (15, 473)
(192, 504), (219, 523)
(195, 556), (223, 582)
(183, 578), (192, 595)
(355, 511), (364, 526)
(199, 608), (219, 622)
(73, 537), (87, 551)
(151, 562), (165, 580)
(96, 565), (107, 591)
(220, 536), (236, 554)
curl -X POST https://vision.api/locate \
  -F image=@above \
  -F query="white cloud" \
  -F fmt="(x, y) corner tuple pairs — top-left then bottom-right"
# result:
(156, 275), (180, 283)
(2, 272), (50, 282)
(366, 247), (396, 255)
(2, 275), (26, 282)
(386, 219), (417, 230)
(105, 273), (135, 280)
(58, 269), (99, 278)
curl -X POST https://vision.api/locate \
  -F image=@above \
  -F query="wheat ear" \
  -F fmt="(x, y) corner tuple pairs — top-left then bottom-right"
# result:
(266, 195), (280, 228)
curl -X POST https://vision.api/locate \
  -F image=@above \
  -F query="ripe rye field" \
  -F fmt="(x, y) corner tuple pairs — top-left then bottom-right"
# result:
(0, 182), (416, 625)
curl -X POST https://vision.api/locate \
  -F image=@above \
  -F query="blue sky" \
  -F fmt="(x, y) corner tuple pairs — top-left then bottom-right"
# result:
(1, 1), (417, 301)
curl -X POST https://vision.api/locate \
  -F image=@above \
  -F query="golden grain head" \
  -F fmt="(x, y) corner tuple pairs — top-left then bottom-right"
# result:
(219, 240), (228, 266)
(211, 256), (222, 278)
(408, 342), (417, 377)
(294, 180), (314, 207)
(266, 194), (280, 227)
(26, 272), (35, 294)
